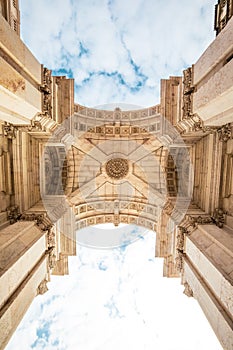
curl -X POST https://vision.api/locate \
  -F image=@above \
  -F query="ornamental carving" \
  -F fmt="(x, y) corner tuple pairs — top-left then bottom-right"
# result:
(183, 282), (193, 297)
(47, 247), (56, 269)
(178, 225), (189, 235)
(182, 67), (194, 118)
(217, 123), (232, 142)
(176, 229), (185, 251)
(26, 120), (44, 132)
(16, 119), (45, 133)
(163, 200), (174, 216)
(188, 215), (213, 227)
(20, 213), (53, 231)
(182, 94), (193, 119)
(187, 211), (225, 229)
(47, 229), (56, 248)
(190, 114), (203, 131)
(76, 105), (160, 121)
(37, 279), (48, 295)
(211, 208), (225, 228)
(215, 0), (233, 35)
(183, 67), (193, 95)
(175, 251), (184, 272)
(105, 158), (129, 179)
(4, 123), (17, 138)
(7, 206), (21, 224)
(40, 67), (52, 118)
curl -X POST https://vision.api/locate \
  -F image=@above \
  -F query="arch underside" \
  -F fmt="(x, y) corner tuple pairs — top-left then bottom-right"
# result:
(42, 105), (193, 232)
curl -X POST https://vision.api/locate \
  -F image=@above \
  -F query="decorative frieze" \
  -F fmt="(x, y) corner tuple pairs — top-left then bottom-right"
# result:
(75, 105), (161, 121)
(87, 124), (150, 136)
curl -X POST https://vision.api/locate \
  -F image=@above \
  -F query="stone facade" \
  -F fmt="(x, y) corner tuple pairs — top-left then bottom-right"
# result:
(0, 1), (233, 349)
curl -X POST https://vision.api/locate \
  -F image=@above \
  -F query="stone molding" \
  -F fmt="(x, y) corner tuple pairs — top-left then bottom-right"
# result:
(3, 115), (59, 136)
(176, 113), (218, 135)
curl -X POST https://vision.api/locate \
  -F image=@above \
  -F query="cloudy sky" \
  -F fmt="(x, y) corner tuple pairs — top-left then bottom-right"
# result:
(6, 230), (221, 350)
(6, 1), (223, 349)
(19, 0), (216, 107)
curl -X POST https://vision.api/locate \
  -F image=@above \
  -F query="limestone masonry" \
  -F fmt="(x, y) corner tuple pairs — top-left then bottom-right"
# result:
(0, 0), (233, 349)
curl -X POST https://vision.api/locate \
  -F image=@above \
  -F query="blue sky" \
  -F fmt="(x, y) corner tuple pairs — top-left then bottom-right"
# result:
(7, 1), (223, 349)
(6, 230), (221, 350)
(19, 0), (216, 107)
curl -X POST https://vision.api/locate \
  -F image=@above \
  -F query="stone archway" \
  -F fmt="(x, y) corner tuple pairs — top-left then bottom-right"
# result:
(40, 105), (193, 251)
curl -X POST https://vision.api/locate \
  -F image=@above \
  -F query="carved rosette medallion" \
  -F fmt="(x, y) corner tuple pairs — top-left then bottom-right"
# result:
(105, 158), (129, 180)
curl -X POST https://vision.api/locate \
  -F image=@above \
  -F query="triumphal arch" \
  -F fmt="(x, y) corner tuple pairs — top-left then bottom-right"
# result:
(0, 0), (233, 349)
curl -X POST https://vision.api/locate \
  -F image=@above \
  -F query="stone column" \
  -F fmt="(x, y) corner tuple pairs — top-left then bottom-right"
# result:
(183, 224), (233, 349)
(0, 221), (49, 349)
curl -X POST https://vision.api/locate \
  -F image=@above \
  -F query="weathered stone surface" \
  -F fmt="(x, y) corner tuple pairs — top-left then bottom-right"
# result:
(1, 1), (233, 349)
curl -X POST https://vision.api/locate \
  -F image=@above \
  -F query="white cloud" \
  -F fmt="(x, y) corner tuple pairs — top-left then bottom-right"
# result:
(6, 231), (222, 350)
(7, 2), (223, 349)
(19, 0), (216, 107)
